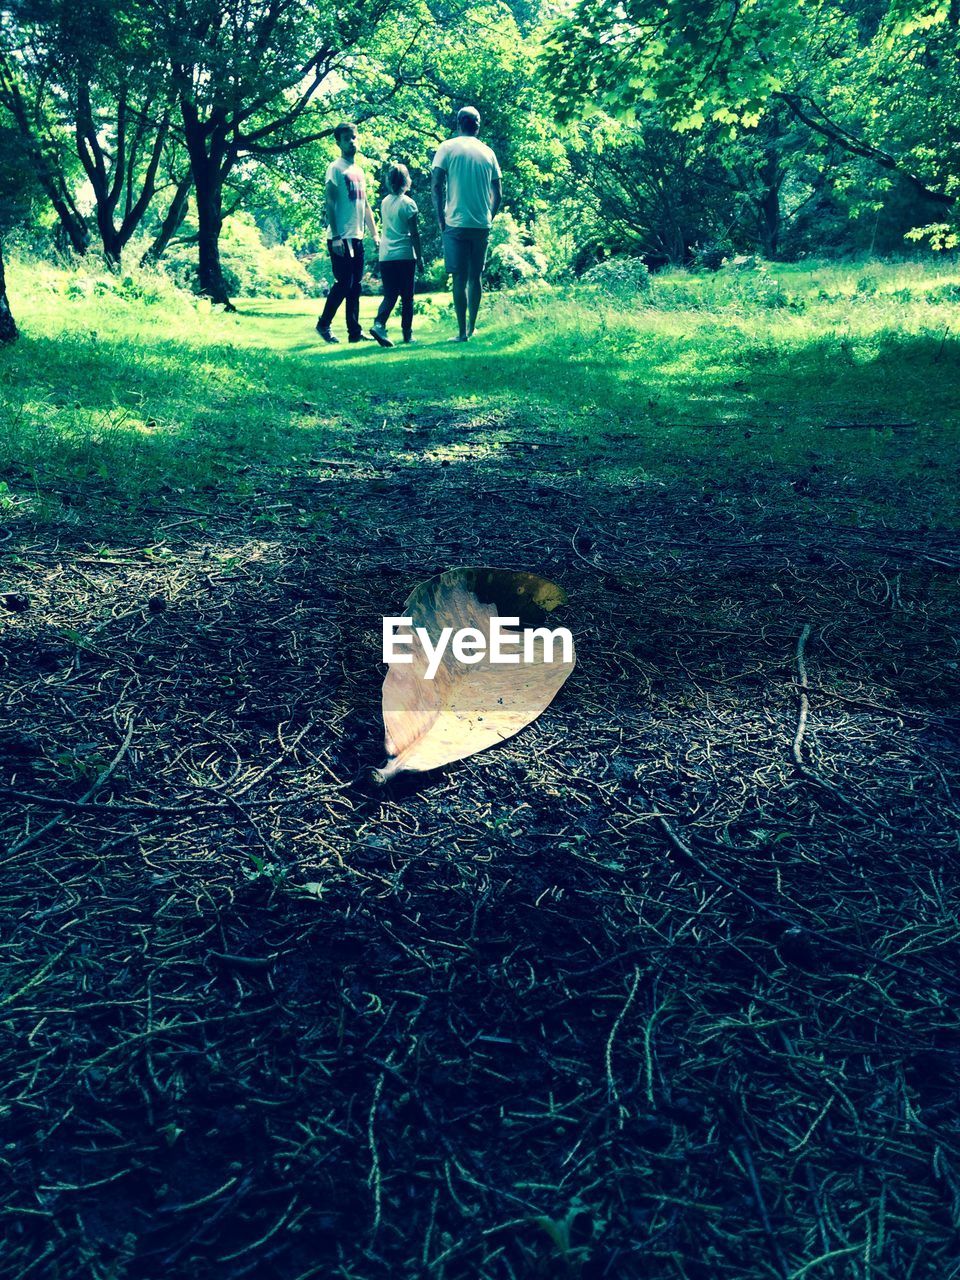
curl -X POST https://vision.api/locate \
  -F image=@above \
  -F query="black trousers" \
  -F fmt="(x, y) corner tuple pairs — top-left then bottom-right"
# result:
(318, 239), (364, 338)
(375, 259), (416, 336)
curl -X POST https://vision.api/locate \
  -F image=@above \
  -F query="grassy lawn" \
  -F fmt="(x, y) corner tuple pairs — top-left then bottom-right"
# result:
(1, 258), (959, 1279)
(2, 256), (959, 538)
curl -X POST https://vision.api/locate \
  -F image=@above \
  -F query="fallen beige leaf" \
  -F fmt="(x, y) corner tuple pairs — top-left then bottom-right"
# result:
(375, 567), (576, 781)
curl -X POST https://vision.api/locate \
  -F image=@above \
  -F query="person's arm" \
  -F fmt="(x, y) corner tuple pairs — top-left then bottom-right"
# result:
(364, 198), (378, 246)
(491, 175), (502, 220)
(431, 167), (446, 231)
(326, 177), (345, 256)
(409, 213), (423, 271)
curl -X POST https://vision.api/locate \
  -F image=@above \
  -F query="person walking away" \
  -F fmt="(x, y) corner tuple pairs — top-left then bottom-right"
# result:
(371, 163), (423, 348)
(431, 106), (501, 343)
(316, 123), (378, 344)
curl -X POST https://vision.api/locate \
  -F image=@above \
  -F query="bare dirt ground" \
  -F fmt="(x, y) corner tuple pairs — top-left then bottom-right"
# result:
(2, 401), (960, 1279)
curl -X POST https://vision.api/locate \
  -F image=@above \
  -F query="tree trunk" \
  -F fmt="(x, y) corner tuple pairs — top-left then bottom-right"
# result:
(48, 193), (91, 256)
(180, 104), (234, 308)
(753, 124), (783, 260)
(96, 216), (123, 269)
(179, 99), (235, 308)
(0, 243), (18, 344)
(141, 174), (192, 264)
(194, 168), (234, 307)
(758, 178), (780, 259)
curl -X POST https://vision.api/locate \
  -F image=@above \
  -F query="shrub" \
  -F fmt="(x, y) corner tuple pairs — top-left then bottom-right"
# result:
(529, 215), (575, 281)
(419, 258), (449, 291)
(484, 213), (548, 290)
(114, 273), (172, 305)
(304, 253), (331, 291)
(733, 268), (794, 310)
(691, 242), (731, 272)
(486, 243), (548, 289)
(579, 256), (651, 296)
(162, 212), (315, 298)
(645, 264), (805, 313)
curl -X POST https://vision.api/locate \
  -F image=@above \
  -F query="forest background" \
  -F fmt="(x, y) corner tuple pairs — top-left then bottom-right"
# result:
(2, 0), (960, 321)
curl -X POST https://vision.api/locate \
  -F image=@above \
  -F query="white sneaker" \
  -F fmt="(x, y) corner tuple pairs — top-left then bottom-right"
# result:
(371, 322), (393, 348)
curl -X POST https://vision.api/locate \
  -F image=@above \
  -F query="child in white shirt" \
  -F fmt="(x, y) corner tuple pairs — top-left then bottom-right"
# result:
(371, 164), (423, 347)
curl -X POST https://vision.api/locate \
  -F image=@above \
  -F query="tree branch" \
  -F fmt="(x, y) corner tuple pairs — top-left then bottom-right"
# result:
(774, 91), (954, 207)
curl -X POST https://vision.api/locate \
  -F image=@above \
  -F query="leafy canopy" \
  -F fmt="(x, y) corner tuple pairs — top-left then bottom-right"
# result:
(541, 0), (960, 207)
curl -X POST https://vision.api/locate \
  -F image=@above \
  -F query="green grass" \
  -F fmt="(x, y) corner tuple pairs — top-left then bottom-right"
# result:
(2, 253), (958, 541)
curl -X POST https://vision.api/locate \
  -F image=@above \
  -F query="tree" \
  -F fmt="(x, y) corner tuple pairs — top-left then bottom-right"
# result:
(156, 0), (404, 306)
(555, 112), (735, 266)
(0, 0), (190, 263)
(542, 0), (960, 214)
(0, 21), (90, 254)
(720, 105), (840, 260)
(0, 120), (45, 342)
(68, 4), (179, 266)
(350, 0), (566, 265)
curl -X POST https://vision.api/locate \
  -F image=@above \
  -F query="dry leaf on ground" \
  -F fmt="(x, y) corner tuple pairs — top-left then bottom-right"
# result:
(375, 567), (576, 781)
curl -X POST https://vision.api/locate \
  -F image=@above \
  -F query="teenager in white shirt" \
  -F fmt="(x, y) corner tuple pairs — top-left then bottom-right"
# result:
(370, 164), (423, 347)
(316, 122), (378, 344)
(431, 106), (502, 342)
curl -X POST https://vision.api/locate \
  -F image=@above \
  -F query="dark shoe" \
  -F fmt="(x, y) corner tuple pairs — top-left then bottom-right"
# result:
(402, 332), (414, 344)
(348, 331), (373, 343)
(316, 322), (339, 344)
(370, 322), (394, 348)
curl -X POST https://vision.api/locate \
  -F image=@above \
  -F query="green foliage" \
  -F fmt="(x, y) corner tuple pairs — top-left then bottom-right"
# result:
(530, 1200), (606, 1276)
(0, 0), (182, 259)
(486, 212), (548, 289)
(3, 0), (959, 290)
(0, 124), (46, 234)
(692, 242), (732, 272)
(579, 256), (651, 296)
(53, 259), (188, 307)
(550, 110), (740, 267)
(906, 222), (960, 250)
(164, 214), (315, 298)
(923, 281), (960, 303)
(542, 0), (806, 128)
(647, 260), (808, 313)
(244, 850), (288, 887)
(541, 0), (960, 248)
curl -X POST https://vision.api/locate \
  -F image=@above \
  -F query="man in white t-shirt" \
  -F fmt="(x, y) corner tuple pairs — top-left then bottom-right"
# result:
(316, 122), (378, 344)
(431, 106), (502, 342)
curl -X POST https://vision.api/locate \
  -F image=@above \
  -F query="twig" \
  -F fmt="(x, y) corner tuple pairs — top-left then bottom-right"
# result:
(368, 1071), (386, 1236)
(792, 623), (812, 769)
(605, 965), (642, 1109)
(4, 715), (136, 860)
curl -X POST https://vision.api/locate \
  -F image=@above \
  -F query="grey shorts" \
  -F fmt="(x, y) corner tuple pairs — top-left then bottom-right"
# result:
(443, 227), (490, 277)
